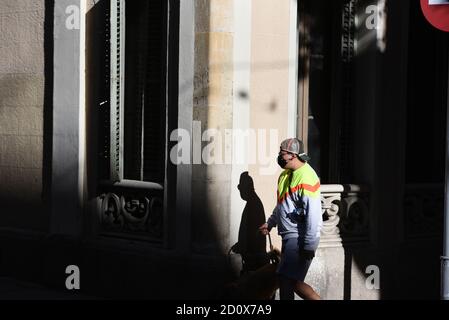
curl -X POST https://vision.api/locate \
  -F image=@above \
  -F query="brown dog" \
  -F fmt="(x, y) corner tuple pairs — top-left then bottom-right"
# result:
(224, 249), (281, 300)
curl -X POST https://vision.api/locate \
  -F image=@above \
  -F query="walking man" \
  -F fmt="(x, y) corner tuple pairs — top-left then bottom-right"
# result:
(259, 138), (322, 300)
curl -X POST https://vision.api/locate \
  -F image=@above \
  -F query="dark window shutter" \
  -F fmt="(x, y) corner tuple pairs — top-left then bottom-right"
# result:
(98, 0), (167, 184)
(143, 0), (167, 184)
(123, 0), (167, 183)
(123, 0), (148, 180)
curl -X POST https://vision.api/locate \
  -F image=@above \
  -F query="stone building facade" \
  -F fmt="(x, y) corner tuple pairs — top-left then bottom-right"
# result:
(0, 0), (448, 299)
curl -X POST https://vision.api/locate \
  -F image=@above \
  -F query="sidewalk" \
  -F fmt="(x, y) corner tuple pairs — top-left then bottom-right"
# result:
(0, 277), (99, 300)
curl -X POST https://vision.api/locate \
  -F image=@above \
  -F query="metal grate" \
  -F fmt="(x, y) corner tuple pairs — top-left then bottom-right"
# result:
(339, 0), (356, 183)
(109, 0), (125, 181)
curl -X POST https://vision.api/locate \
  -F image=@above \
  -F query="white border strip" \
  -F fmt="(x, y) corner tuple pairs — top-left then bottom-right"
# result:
(79, 0), (86, 208)
(288, 0), (299, 138)
(230, 0), (252, 248)
(176, 0), (195, 253)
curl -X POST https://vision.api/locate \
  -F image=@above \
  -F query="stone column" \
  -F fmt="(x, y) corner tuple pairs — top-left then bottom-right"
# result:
(191, 0), (234, 253)
(51, 0), (85, 236)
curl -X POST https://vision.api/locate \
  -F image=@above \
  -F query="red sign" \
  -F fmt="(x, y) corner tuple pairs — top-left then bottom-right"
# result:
(421, 0), (449, 32)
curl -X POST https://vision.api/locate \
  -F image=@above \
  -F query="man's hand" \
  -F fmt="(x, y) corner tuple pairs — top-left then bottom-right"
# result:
(259, 223), (270, 235)
(299, 249), (315, 260)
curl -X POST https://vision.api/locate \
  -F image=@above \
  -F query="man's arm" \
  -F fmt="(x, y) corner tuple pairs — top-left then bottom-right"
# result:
(267, 208), (278, 229)
(259, 208), (278, 235)
(302, 196), (322, 251)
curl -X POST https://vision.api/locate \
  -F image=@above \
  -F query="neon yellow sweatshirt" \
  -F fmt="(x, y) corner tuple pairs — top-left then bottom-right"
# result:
(267, 163), (323, 251)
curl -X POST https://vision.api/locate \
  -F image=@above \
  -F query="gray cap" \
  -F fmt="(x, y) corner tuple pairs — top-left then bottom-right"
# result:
(280, 138), (311, 161)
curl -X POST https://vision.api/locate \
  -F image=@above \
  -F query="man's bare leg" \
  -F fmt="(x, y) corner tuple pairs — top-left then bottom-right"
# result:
(294, 281), (321, 300)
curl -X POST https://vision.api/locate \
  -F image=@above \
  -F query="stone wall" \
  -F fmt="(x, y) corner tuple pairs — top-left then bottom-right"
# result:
(0, 0), (47, 230)
(249, 0), (293, 252)
(192, 0), (234, 253)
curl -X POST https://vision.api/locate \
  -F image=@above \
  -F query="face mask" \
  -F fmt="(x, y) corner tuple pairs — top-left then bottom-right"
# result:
(277, 155), (288, 168)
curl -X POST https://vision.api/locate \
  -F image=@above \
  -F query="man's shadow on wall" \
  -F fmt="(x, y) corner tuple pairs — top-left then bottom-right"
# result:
(231, 172), (270, 275)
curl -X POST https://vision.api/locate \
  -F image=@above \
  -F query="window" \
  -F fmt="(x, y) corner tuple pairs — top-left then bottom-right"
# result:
(297, 0), (356, 183)
(99, 0), (168, 186)
(93, 0), (171, 241)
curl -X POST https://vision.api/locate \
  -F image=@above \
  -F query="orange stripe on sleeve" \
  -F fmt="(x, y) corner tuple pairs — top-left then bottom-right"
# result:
(277, 182), (321, 203)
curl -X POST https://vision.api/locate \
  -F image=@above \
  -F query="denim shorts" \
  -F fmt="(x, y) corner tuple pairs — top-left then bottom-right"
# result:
(276, 238), (313, 282)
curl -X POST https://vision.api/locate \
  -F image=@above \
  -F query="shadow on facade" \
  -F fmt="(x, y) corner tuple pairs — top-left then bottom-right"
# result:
(0, 0), (53, 231)
(1, 0), (448, 301)
(0, 0), (51, 288)
(230, 172), (269, 275)
(337, 0), (447, 300)
(84, 0), (232, 299)
(42, 0), (54, 227)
